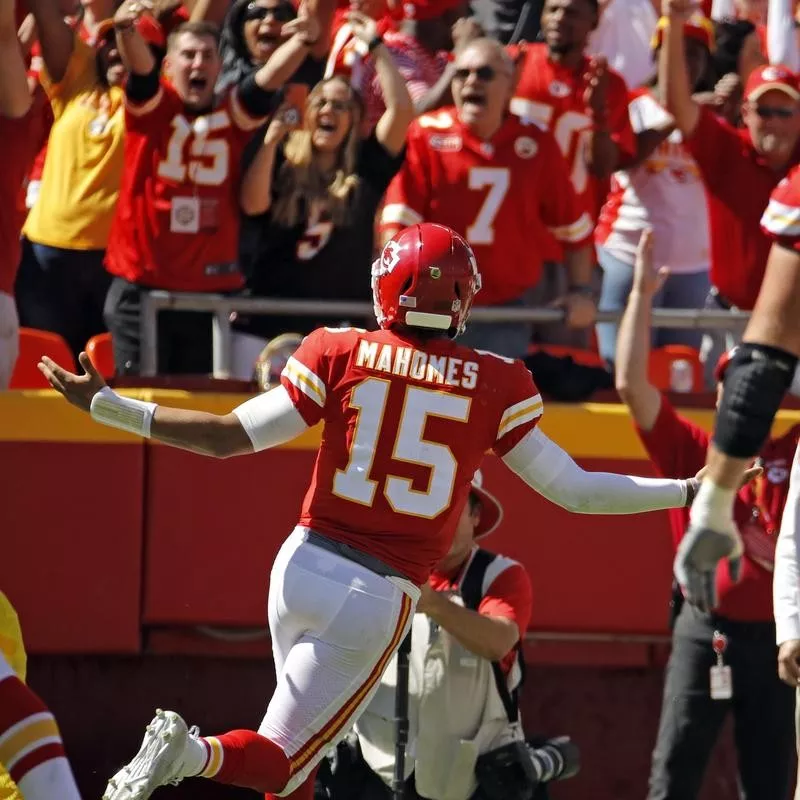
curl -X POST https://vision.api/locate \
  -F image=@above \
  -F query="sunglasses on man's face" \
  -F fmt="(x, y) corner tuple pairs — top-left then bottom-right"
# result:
(244, 2), (296, 23)
(752, 105), (797, 120)
(453, 65), (497, 82)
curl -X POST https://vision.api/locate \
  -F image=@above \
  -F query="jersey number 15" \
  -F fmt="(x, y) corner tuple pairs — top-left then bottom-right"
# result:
(333, 378), (472, 518)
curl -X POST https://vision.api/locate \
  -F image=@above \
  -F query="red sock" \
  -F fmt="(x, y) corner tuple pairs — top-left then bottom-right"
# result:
(207, 729), (290, 793)
(264, 766), (319, 800)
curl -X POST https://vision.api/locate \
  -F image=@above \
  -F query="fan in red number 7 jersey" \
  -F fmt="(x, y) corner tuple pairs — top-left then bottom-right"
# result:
(40, 223), (700, 800)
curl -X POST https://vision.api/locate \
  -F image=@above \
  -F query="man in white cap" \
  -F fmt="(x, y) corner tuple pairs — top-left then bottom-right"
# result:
(346, 470), (533, 800)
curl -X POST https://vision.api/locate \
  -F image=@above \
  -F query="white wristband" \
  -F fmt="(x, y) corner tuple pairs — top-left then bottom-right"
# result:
(90, 387), (158, 438)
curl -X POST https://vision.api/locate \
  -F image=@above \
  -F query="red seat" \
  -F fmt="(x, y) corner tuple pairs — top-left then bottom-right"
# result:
(86, 333), (115, 379)
(648, 345), (704, 392)
(10, 328), (76, 389)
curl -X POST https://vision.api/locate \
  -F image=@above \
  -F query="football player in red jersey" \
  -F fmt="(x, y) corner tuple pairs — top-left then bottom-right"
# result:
(381, 37), (595, 358)
(103, 1), (322, 375)
(510, 0), (635, 260)
(41, 223), (701, 800)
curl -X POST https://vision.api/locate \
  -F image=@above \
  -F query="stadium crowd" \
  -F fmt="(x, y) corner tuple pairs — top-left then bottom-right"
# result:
(2, 0), (800, 386)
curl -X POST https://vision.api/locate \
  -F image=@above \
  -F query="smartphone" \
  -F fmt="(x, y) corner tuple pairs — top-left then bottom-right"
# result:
(283, 83), (309, 130)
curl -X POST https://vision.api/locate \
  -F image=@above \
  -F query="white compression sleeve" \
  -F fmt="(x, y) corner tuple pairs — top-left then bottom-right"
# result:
(774, 442), (800, 644)
(501, 427), (687, 514)
(231, 385), (309, 452)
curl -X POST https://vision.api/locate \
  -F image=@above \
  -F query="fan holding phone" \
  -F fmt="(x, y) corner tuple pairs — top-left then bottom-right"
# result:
(231, 11), (415, 377)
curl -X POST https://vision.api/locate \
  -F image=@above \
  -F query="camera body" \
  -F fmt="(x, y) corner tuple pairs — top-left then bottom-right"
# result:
(475, 736), (580, 800)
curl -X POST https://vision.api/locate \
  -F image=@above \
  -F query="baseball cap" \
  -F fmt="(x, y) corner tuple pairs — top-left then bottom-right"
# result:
(470, 470), (503, 539)
(95, 14), (167, 49)
(745, 65), (800, 103)
(651, 13), (715, 53)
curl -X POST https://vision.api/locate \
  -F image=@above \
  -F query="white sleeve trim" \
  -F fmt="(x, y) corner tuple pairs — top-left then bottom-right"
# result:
(232, 385), (309, 452)
(774, 442), (800, 644)
(282, 355), (326, 408)
(381, 203), (424, 227)
(761, 198), (800, 238)
(548, 212), (593, 243)
(498, 394), (544, 440)
(501, 427), (685, 514)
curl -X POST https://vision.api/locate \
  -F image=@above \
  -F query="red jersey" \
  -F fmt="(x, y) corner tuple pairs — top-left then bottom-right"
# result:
(761, 165), (800, 252)
(0, 94), (48, 295)
(380, 109), (593, 306)
(510, 43), (635, 261)
(280, 326), (544, 585)
(105, 81), (264, 292)
(686, 107), (800, 309)
(637, 396), (800, 621)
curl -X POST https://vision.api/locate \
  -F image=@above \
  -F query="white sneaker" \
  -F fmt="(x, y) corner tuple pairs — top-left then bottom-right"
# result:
(103, 709), (199, 800)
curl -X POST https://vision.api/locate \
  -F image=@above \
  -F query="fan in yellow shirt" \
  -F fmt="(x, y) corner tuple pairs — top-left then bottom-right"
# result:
(16, 2), (165, 359)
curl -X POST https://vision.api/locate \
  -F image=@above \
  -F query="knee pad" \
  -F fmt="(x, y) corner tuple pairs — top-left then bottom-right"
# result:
(713, 343), (798, 458)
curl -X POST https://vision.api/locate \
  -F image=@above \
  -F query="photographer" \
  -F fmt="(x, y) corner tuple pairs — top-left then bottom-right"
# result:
(317, 472), (577, 800)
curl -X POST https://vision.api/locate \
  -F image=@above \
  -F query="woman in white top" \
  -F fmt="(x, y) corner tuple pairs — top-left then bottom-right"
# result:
(595, 14), (714, 368)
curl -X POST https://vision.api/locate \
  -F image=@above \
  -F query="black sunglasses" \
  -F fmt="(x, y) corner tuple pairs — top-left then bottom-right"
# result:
(453, 65), (497, 82)
(753, 106), (797, 120)
(243, 2), (296, 23)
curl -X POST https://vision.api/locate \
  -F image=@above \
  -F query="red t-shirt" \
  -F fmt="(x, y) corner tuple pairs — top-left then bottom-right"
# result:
(430, 551), (533, 676)
(105, 82), (264, 292)
(509, 43), (635, 261)
(636, 396), (800, 621)
(380, 109), (593, 306)
(0, 93), (48, 295)
(685, 107), (800, 309)
(280, 327), (544, 585)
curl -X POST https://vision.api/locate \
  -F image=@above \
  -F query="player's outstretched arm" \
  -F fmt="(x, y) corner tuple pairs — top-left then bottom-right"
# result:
(502, 427), (697, 514)
(38, 353), (308, 458)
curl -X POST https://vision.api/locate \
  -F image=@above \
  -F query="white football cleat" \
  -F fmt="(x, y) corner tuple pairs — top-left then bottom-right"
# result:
(103, 709), (199, 800)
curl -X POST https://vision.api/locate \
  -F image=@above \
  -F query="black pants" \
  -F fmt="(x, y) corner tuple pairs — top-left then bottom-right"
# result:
(648, 603), (795, 800)
(103, 277), (213, 376)
(15, 238), (112, 360)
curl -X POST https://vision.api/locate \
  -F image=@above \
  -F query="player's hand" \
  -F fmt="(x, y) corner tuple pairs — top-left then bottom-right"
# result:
(633, 228), (669, 297)
(693, 463), (763, 490)
(583, 56), (609, 119)
(451, 16), (483, 51)
(551, 291), (597, 329)
(346, 9), (379, 46)
(661, 0), (697, 25)
(414, 582), (438, 614)
(114, 0), (153, 28)
(778, 640), (800, 686)
(283, 3), (321, 44)
(38, 352), (107, 413)
(674, 521), (743, 612)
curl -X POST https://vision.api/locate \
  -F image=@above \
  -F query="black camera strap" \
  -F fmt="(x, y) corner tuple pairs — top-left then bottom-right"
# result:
(460, 548), (526, 725)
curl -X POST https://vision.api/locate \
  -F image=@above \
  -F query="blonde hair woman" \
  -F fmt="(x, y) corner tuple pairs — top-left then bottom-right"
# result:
(232, 10), (413, 374)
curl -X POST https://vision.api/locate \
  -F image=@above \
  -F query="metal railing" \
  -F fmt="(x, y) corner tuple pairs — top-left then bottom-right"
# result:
(139, 290), (753, 378)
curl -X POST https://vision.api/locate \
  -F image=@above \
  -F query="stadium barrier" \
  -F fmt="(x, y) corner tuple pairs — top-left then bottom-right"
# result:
(138, 292), (752, 378)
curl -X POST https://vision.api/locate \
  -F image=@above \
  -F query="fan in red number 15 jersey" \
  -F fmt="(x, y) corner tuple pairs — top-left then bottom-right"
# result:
(105, 80), (264, 293)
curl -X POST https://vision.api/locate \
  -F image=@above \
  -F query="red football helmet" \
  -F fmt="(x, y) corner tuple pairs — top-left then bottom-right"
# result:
(371, 223), (482, 337)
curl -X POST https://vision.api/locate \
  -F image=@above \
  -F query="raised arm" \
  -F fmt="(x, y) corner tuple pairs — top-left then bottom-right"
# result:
(350, 10), (413, 156)
(615, 229), (667, 430)
(502, 427), (696, 513)
(114, 0), (157, 77)
(38, 354), (308, 458)
(26, 0), (74, 83)
(659, 0), (700, 136)
(252, 5), (320, 91)
(240, 111), (289, 216)
(0, 0), (32, 117)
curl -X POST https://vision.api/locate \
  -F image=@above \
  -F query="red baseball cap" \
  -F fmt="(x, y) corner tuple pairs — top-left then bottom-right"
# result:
(651, 13), (715, 52)
(95, 14), (166, 49)
(470, 470), (503, 540)
(745, 64), (800, 102)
